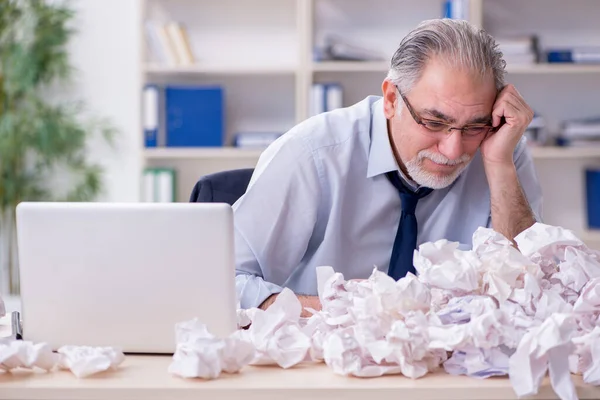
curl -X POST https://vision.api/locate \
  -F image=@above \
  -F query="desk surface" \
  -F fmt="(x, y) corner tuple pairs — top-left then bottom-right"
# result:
(1, 315), (600, 400)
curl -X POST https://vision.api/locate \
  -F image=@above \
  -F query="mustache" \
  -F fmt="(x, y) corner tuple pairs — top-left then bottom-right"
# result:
(417, 150), (471, 166)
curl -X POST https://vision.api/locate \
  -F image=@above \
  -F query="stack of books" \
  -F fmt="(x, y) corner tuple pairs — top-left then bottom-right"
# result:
(524, 114), (547, 146)
(547, 47), (600, 64)
(556, 117), (600, 147)
(496, 36), (539, 66)
(232, 132), (282, 149)
(145, 20), (195, 66)
(313, 36), (386, 62)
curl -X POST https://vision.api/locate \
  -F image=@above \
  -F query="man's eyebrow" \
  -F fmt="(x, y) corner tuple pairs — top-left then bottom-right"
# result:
(466, 115), (493, 125)
(422, 109), (457, 123)
(423, 109), (492, 125)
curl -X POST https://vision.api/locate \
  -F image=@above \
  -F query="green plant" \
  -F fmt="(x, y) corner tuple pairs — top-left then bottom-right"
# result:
(0, 0), (115, 294)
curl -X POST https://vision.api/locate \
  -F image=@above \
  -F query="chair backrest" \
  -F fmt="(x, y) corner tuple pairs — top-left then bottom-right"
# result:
(189, 168), (254, 205)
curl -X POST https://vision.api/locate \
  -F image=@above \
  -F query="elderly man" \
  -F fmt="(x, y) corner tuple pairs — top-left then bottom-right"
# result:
(233, 19), (542, 314)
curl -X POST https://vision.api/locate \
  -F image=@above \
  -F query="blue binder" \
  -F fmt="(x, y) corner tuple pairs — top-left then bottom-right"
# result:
(586, 169), (600, 229)
(143, 85), (159, 147)
(165, 86), (224, 147)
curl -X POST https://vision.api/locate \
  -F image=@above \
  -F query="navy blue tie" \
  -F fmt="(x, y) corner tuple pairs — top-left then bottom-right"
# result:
(385, 171), (433, 280)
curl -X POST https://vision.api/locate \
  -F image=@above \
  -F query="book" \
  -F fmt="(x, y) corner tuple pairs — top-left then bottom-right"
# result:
(165, 22), (195, 66)
(145, 21), (179, 66)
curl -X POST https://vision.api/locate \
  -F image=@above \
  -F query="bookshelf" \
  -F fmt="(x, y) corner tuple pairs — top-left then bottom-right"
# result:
(140, 0), (600, 250)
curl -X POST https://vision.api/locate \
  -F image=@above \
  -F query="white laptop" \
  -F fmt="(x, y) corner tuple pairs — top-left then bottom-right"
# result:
(15, 202), (238, 354)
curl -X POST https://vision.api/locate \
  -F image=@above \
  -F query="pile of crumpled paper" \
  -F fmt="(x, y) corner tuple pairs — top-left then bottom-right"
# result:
(0, 294), (124, 377)
(0, 339), (124, 377)
(169, 223), (600, 400)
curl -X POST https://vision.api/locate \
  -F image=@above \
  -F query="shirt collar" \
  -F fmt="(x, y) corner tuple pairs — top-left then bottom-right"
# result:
(366, 98), (420, 191)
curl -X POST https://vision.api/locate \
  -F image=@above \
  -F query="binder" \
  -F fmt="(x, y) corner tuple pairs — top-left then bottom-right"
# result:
(310, 83), (344, 116)
(443, 0), (469, 20)
(325, 84), (343, 111)
(143, 85), (159, 148)
(165, 86), (224, 147)
(586, 169), (600, 229)
(142, 168), (177, 202)
(310, 84), (325, 117)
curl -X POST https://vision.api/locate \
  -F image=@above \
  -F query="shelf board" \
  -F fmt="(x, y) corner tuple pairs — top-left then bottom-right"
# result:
(582, 229), (600, 241)
(145, 146), (599, 161)
(506, 64), (600, 74)
(311, 62), (600, 74)
(144, 64), (297, 75)
(144, 147), (264, 160)
(581, 230), (600, 250)
(530, 146), (600, 159)
(145, 147), (600, 162)
(311, 61), (389, 73)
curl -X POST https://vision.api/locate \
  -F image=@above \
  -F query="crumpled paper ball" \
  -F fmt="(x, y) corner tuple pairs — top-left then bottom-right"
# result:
(0, 293), (5, 319)
(168, 318), (255, 379)
(0, 339), (57, 371)
(57, 346), (125, 378)
(0, 338), (124, 378)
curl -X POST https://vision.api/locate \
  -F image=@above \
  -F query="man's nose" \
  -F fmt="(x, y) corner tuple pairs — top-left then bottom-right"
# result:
(437, 129), (464, 161)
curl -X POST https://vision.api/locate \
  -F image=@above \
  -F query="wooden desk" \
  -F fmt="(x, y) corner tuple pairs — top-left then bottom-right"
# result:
(1, 315), (600, 400)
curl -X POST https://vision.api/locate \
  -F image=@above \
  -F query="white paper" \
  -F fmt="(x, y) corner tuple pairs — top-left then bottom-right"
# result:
(444, 346), (510, 378)
(168, 318), (254, 379)
(413, 239), (481, 292)
(57, 345), (124, 378)
(508, 313), (577, 400)
(245, 289), (311, 368)
(0, 339), (57, 371)
(514, 223), (586, 259)
(0, 293), (5, 318)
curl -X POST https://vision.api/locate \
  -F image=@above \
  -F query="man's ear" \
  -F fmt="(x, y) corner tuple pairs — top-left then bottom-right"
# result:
(382, 79), (398, 119)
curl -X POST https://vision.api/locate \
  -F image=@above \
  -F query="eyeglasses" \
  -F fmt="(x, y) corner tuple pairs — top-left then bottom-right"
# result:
(396, 86), (496, 141)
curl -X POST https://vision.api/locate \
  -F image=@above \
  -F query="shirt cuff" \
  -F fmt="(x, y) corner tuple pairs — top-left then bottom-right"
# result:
(235, 273), (284, 309)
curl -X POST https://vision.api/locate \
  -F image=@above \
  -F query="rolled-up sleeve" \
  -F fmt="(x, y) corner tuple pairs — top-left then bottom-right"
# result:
(232, 131), (322, 309)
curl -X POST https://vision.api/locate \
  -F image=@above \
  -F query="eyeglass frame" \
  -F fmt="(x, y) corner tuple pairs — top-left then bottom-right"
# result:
(395, 85), (498, 139)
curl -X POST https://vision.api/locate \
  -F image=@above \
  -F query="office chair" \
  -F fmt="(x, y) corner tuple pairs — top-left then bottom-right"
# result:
(189, 168), (254, 205)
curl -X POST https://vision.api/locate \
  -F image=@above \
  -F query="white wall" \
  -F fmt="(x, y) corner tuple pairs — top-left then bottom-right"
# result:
(67, 0), (142, 202)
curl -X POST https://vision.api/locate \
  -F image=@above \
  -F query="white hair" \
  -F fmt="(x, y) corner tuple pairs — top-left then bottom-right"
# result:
(386, 18), (506, 94)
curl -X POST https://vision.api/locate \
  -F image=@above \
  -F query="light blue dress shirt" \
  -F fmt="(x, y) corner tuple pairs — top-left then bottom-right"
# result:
(233, 96), (543, 309)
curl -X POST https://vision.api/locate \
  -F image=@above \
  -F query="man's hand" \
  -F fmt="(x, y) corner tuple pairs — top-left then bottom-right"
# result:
(259, 294), (321, 318)
(480, 84), (534, 167)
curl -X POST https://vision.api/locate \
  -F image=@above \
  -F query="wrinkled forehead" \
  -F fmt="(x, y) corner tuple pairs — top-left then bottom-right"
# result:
(408, 59), (497, 121)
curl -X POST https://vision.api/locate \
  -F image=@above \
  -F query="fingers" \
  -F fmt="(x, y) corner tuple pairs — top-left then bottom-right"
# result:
(492, 84), (533, 128)
(492, 101), (505, 128)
